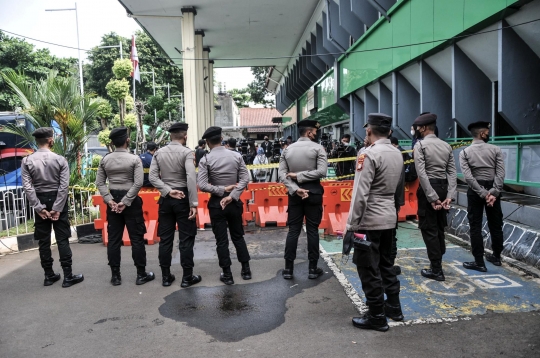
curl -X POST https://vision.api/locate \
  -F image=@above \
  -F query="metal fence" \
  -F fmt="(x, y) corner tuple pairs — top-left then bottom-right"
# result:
(0, 187), (101, 239)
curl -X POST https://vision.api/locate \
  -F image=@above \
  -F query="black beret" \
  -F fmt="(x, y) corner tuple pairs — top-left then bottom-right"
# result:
(109, 127), (128, 140)
(364, 113), (392, 128)
(297, 119), (321, 129)
(413, 113), (437, 126)
(168, 122), (189, 132)
(32, 127), (54, 139)
(202, 126), (222, 139)
(468, 121), (491, 131)
(146, 141), (157, 151)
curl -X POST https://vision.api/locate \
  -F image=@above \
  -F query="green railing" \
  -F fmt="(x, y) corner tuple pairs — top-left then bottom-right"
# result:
(399, 135), (540, 188)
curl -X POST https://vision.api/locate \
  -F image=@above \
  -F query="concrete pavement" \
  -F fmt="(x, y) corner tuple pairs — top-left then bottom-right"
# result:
(0, 227), (539, 358)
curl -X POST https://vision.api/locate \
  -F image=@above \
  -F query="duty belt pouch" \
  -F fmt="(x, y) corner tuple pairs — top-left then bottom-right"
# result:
(352, 237), (372, 267)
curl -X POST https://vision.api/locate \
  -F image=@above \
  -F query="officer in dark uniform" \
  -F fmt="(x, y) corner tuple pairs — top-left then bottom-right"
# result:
(21, 127), (84, 287)
(278, 119), (328, 279)
(149, 122), (201, 287)
(460, 121), (505, 271)
(345, 113), (404, 332)
(140, 141), (157, 187)
(413, 113), (457, 281)
(198, 126), (251, 285)
(336, 134), (356, 178)
(96, 127), (155, 286)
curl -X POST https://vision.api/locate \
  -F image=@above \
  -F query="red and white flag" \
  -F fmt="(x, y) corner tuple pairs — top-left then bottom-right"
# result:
(130, 35), (140, 83)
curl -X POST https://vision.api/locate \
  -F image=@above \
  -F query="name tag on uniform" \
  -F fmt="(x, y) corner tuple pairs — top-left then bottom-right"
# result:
(356, 154), (366, 171)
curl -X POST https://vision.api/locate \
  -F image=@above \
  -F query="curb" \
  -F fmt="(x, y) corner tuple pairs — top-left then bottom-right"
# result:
(0, 226), (79, 255)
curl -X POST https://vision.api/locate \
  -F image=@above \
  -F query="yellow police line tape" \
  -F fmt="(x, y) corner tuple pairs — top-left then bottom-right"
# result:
(80, 141), (471, 187)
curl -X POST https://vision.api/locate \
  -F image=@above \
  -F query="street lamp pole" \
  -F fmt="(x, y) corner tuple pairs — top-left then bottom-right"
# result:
(141, 70), (156, 123)
(98, 41), (123, 59)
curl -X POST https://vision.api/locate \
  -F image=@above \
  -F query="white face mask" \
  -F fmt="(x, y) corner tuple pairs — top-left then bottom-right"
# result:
(342, 142), (350, 146)
(410, 129), (415, 136)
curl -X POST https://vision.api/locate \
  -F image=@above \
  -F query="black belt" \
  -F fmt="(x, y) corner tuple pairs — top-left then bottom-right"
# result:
(172, 187), (187, 191)
(110, 189), (128, 196)
(211, 191), (230, 199)
(477, 180), (494, 187)
(36, 191), (58, 197)
(429, 179), (447, 184)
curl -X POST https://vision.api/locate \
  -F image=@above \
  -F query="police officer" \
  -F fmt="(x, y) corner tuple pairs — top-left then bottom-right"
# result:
(140, 141), (157, 187)
(21, 127), (84, 287)
(96, 127), (155, 286)
(149, 122), (201, 288)
(198, 126), (251, 285)
(413, 113), (457, 281)
(278, 119), (328, 279)
(460, 121), (505, 271)
(344, 114), (403, 332)
(390, 136), (407, 275)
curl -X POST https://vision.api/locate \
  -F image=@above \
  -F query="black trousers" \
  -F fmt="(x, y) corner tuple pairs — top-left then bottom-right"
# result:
(208, 197), (250, 268)
(34, 192), (72, 273)
(417, 183), (448, 270)
(107, 192), (147, 268)
(284, 193), (323, 266)
(390, 206), (399, 265)
(354, 229), (400, 308)
(467, 185), (504, 262)
(157, 189), (197, 273)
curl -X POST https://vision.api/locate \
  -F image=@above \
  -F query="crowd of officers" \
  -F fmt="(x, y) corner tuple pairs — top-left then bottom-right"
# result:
(22, 112), (505, 332)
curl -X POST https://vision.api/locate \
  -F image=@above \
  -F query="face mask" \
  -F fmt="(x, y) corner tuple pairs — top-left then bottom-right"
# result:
(483, 134), (490, 143)
(342, 142), (349, 146)
(410, 129), (415, 136)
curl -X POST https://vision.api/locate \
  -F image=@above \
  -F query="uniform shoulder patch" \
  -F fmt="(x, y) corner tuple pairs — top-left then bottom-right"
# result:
(356, 153), (366, 171)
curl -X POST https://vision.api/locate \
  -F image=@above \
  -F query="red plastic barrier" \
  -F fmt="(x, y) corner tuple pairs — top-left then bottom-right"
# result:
(321, 181), (354, 235)
(240, 189), (253, 225)
(92, 191), (161, 246)
(398, 179), (419, 221)
(248, 183), (288, 227)
(196, 192), (212, 229)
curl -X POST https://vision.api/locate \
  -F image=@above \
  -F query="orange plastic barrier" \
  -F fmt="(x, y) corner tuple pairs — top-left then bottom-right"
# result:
(399, 179), (419, 221)
(92, 191), (161, 246)
(321, 181), (354, 235)
(196, 192), (212, 229)
(248, 183), (288, 227)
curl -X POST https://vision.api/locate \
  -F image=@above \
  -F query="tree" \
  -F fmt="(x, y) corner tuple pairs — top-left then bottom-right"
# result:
(248, 66), (275, 108)
(1, 70), (100, 178)
(0, 31), (77, 111)
(230, 88), (251, 108)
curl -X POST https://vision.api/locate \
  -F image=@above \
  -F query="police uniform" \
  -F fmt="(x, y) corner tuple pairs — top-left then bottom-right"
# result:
(139, 141), (156, 187)
(459, 121), (505, 270)
(345, 114), (404, 331)
(96, 127), (154, 286)
(149, 123), (201, 287)
(278, 119), (328, 279)
(197, 126), (251, 285)
(413, 113), (457, 281)
(21, 127), (84, 287)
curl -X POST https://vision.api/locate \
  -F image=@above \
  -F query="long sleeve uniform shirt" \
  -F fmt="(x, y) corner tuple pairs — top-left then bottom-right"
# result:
(95, 148), (143, 206)
(413, 134), (457, 203)
(278, 137), (328, 195)
(197, 146), (249, 201)
(459, 139), (505, 198)
(346, 139), (403, 231)
(21, 148), (69, 213)
(149, 141), (198, 207)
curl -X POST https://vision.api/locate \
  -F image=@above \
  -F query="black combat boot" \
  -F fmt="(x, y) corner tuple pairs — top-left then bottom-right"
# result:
(384, 294), (404, 321)
(181, 274), (202, 288)
(282, 260), (294, 280)
(110, 266), (122, 286)
(161, 266), (176, 287)
(241, 261), (252, 280)
(352, 305), (389, 332)
(220, 266), (234, 285)
(463, 260), (487, 272)
(308, 261), (323, 279)
(421, 262), (445, 281)
(44, 268), (61, 286)
(486, 253), (502, 266)
(135, 267), (155, 285)
(61, 266), (84, 288)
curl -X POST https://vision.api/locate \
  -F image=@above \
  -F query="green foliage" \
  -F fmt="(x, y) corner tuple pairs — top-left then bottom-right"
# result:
(95, 97), (113, 119)
(248, 66), (275, 108)
(97, 129), (111, 146)
(156, 109), (168, 120)
(163, 98), (179, 114)
(105, 78), (129, 100)
(112, 113), (137, 129)
(125, 94), (134, 112)
(143, 113), (155, 126)
(230, 88), (251, 108)
(91, 155), (103, 168)
(0, 31), (78, 111)
(112, 59), (133, 79)
(146, 95), (164, 111)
